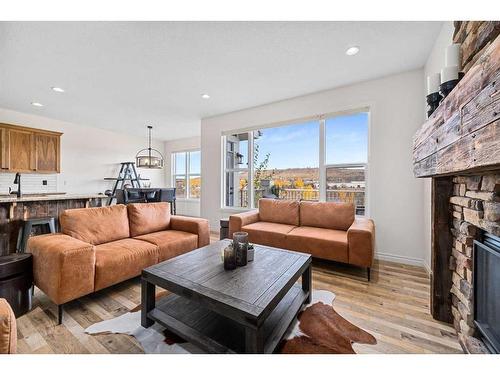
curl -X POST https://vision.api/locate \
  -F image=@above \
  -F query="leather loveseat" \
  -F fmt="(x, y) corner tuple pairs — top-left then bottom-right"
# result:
(27, 202), (209, 324)
(229, 199), (375, 280)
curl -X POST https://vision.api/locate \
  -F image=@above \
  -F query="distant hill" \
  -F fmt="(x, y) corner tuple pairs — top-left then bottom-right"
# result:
(262, 167), (364, 182)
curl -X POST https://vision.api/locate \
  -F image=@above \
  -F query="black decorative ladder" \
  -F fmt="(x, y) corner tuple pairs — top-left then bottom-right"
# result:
(104, 162), (149, 205)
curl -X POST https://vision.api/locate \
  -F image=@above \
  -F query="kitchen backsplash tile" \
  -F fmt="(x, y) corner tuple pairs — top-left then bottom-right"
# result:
(0, 173), (58, 194)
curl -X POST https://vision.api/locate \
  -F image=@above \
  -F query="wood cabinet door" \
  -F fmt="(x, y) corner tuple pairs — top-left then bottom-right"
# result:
(8, 129), (36, 172)
(0, 128), (9, 170)
(35, 133), (60, 172)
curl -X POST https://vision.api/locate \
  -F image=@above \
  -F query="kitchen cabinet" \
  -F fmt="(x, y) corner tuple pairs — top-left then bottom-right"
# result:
(35, 133), (60, 172)
(0, 123), (62, 173)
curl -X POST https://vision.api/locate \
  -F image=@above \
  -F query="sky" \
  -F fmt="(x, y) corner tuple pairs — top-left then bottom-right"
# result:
(254, 112), (368, 169)
(175, 150), (200, 174)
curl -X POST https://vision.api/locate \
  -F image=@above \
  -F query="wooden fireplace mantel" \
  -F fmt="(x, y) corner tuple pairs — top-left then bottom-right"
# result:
(413, 35), (500, 178)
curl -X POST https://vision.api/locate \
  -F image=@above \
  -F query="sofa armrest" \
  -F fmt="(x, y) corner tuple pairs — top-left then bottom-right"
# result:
(170, 216), (210, 247)
(0, 298), (16, 354)
(229, 210), (260, 237)
(27, 233), (95, 305)
(347, 218), (375, 267)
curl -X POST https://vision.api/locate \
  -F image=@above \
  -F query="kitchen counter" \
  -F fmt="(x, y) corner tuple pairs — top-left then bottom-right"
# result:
(0, 193), (107, 203)
(0, 194), (107, 255)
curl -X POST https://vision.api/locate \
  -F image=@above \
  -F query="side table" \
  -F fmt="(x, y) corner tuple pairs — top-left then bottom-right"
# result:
(220, 218), (229, 240)
(0, 253), (33, 317)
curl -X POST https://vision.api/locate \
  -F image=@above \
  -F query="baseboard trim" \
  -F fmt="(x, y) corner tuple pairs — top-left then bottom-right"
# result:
(374, 252), (425, 268)
(422, 260), (432, 276)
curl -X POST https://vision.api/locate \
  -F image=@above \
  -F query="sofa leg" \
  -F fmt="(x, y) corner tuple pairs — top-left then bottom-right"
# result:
(367, 267), (371, 282)
(58, 304), (63, 325)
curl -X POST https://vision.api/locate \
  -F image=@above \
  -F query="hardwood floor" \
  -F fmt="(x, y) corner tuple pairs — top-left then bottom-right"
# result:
(16, 236), (462, 354)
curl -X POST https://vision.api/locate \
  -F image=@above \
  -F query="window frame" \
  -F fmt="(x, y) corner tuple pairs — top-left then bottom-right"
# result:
(171, 149), (201, 201)
(220, 108), (370, 216)
(222, 133), (253, 209)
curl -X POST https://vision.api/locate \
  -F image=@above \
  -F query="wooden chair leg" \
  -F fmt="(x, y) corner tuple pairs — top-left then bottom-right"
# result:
(367, 267), (371, 282)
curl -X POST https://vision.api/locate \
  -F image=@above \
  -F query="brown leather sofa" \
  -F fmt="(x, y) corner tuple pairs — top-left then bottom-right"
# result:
(27, 202), (209, 324)
(0, 298), (16, 354)
(229, 199), (375, 280)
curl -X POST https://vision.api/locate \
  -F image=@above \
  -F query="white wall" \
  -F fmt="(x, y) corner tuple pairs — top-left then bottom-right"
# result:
(422, 22), (455, 273)
(201, 69), (427, 266)
(164, 136), (201, 217)
(0, 107), (165, 195)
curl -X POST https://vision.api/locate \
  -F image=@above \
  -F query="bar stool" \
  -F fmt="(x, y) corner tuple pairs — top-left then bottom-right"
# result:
(16, 217), (56, 253)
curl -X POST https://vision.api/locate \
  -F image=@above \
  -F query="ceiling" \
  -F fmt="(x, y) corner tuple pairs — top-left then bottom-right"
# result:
(0, 22), (442, 140)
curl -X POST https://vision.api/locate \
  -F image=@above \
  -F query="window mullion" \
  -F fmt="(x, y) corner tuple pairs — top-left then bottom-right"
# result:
(248, 131), (254, 209)
(186, 151), (190, 198)
(319, 118), (326, 202)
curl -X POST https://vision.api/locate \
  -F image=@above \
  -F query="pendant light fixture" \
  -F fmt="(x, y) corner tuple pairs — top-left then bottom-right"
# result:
(136, 125), (164, 169)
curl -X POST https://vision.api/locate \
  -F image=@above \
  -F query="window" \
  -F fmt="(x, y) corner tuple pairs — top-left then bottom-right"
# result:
(222, 110), (369, 215)
(325, 112), (368, 215)
(253, 121), (319, 207)
(223, 133), (249, 208)
(172, 150), (201, 199)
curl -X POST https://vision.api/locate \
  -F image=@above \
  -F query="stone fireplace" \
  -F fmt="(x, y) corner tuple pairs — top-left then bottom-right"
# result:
(413, 22), (499, 353)
(448, 173), (499, 351)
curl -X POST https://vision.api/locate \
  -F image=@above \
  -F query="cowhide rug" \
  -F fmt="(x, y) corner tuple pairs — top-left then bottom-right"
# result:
(85, 290), (376, 354)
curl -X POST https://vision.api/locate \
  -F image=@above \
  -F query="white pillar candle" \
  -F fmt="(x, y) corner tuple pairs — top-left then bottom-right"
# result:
(427, 73), (441, 95)
(445, 43), (461, 70)
(441, 65), (459, 83)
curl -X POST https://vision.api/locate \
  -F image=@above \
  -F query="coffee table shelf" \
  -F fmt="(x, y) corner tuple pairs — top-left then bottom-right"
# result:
(148, 284), (307, 354)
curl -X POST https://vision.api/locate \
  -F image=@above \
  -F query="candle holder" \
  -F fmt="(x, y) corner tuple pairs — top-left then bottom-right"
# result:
(223, 243), (237, 270)
(439, 79), (459, 99)
(439, 72), (464, 100)
(233, 232), (248, 267)
(247, 243), (255, 262)
(426, 92), (442, 117)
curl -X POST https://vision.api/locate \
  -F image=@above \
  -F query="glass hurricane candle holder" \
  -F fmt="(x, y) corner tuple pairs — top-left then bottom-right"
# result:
(233, 232), (248, 267)
(223, 243), (237, 270)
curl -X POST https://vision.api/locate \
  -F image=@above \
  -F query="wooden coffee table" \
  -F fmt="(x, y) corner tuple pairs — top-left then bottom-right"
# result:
(141, 239), (312, 353)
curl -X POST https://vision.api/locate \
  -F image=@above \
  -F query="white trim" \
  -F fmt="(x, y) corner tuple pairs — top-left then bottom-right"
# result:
(319, 118), (326, 201)
(423, 259), (432, 276)
(248, 131), (254, 208)
(218, 106), (371, 135)
(375, 251), (425, 268)
(220, 207), (251, 214)
(176, 198), (200, 203)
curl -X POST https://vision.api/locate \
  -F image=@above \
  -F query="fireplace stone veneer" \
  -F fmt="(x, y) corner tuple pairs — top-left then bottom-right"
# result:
(448, 173), (499, 351)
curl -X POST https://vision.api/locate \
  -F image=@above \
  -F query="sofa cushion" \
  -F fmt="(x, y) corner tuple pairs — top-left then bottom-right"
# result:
(241, 221), (296, 249)
(60, 204), (130, 245)
(94, 238), (159, 291)
(127, 202), (171, 237)
(286, 226), (348, 262)
(299, 201), (355, 231)
(0, 298), (16, 354)
(258, 199), (300, 226)
(135, 230), (198, 262)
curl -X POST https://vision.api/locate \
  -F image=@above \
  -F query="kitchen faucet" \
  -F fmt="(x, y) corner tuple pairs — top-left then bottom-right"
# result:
(9, 173), (21, 198)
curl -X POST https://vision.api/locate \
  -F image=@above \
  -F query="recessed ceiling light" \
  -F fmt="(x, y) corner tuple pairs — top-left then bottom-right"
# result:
(31, 102), (44, 107)
(51, 87), (65, 93)
(345, 46), (360, 56)
(201, 94), (210, 99)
